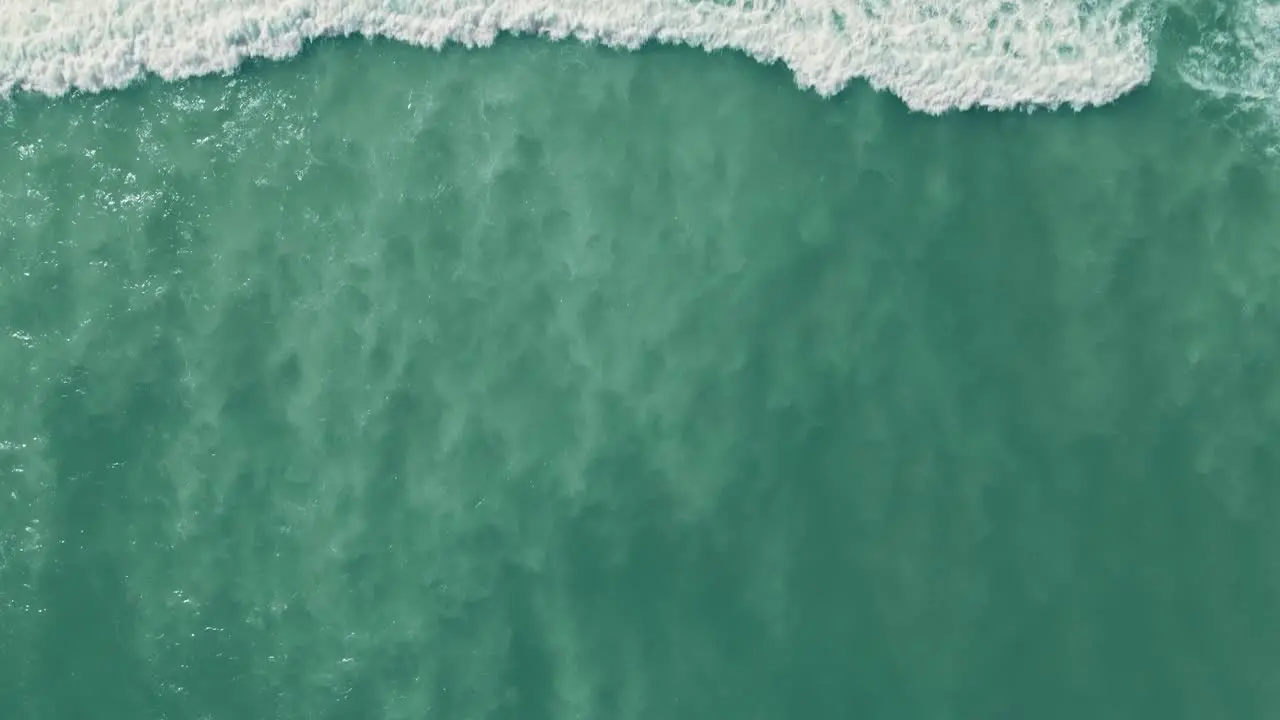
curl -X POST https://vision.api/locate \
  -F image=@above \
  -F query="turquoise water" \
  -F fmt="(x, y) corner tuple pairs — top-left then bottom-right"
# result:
(3, 3), (1280, 719)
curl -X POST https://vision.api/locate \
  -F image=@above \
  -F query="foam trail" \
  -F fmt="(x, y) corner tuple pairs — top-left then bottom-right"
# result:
(1, 0), (1155, 113)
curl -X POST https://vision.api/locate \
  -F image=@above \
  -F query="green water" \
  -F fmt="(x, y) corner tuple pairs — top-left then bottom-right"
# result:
(3, 36), (1280, 719)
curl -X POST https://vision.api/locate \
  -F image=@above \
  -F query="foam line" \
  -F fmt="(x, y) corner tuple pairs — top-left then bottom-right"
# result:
(1, 0), (1156, 113)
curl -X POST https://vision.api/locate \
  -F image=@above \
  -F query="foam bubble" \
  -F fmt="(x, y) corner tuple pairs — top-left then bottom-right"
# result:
(0, 0), (1156, 113)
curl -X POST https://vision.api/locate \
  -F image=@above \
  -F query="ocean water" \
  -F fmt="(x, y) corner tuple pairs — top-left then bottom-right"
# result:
(2, 1), (1280, 719)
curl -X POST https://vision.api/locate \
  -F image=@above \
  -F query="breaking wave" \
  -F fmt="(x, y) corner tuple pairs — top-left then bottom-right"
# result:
(3, 0), (1158, 113)
(0, 0), (1275, 120)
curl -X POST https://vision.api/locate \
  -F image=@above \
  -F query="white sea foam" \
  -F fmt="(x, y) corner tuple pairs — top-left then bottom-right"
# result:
(1, 0), (1156, 113)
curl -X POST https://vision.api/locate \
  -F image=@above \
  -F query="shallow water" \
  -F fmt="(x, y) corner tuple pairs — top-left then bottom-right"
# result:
(2, 12), (1280, 720)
